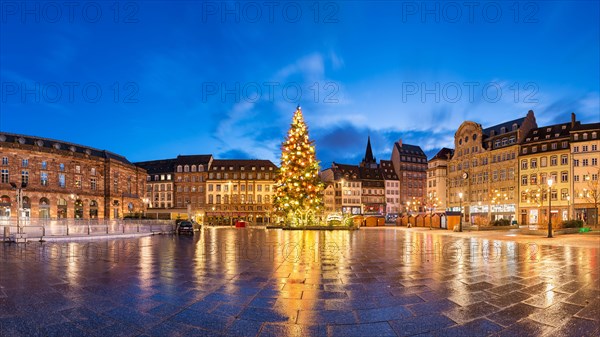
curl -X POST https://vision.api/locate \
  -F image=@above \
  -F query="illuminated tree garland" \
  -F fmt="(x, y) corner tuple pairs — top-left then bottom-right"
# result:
(274, 106), (324, 226)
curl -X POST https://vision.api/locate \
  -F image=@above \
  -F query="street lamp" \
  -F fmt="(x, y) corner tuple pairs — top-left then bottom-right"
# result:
(566, 195), (570, 221)
(547, 179), (553, 238)
(458, 192), (463, 232)
(9, 182), (27, 241)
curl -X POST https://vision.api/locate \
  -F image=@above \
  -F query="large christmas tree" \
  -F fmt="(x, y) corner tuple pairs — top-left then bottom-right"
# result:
(274, 106), (324, 226)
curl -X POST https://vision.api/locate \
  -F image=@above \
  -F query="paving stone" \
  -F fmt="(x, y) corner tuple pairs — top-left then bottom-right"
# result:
(1, 230), (598, 337)
(389, 313), (455, 336)
(529, 302), (585, 327)
(258, 323), (327, 337)
(328, 322), (397, 337)
(496, 318), (554, 337)
(444, 301), (499, 324)
(487, 303), (538, 327)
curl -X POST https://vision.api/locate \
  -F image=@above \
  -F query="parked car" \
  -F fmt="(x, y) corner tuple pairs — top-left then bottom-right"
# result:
(177, 220), (194, 235)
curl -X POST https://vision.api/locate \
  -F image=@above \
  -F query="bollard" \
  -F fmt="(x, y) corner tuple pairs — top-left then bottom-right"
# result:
(3, 226), (9, 241)
(123, 224), (125, 234)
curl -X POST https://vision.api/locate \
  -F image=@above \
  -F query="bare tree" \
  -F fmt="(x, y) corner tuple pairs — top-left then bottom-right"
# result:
(575, 167), (599, 226)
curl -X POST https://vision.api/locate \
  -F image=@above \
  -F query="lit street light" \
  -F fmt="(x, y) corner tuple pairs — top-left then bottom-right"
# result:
(458, 192), (463, 232)
(9, 182), (27, 242)
(548, 179), (553, 238)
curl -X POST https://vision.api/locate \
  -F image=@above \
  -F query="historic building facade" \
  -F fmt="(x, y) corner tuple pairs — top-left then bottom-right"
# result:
(427, 148), (453, 213)
(173, 155), (213, 221)
(381, 160), (400, 220)
(447, 110), (537, 224)
(390, 139), (427, 212)
(0, 132), (146, 220)
(360, 138), (385, 215)
(320, 163), (362, 215)
(570, 122), (600, 225)
(518, 115), (578, 225)
(135, 158), (176, 219)
(205, 159), (277, 225)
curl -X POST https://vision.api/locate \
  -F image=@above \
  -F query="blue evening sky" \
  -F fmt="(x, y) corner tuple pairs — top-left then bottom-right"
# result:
(1, 1), (599, 167)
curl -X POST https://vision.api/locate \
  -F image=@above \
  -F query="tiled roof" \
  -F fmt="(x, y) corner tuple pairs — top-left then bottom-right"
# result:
(0, 132), (134, 166)
(210, 159), (277, 170)
(135, 159), (176, 174)
(394, 142), (426, 157)
(482, 117), (525, 137)
(522, 121), (576, 144)
(175, 154), (212, 165)
(429, 148), (454, 161)
(379, 160), (399, 180)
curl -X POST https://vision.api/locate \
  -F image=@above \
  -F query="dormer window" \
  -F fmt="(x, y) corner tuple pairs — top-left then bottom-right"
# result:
(512, 123), (518, 131)
(500, 127), (506, 134)
(546, 128), (551, 132)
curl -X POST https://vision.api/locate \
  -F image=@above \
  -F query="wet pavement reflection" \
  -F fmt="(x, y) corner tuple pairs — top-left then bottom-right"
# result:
(1, 227), (599, 336)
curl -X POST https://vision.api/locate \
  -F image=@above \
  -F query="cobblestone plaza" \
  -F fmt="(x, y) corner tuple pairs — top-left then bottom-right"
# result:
(1, 228), (599, 336)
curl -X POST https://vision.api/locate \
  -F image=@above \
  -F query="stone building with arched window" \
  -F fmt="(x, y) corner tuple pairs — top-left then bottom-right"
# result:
(0, 132), (146, 220)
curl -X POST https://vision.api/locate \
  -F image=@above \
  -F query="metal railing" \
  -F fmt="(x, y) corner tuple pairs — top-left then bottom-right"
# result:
(0, 218), (175, 240)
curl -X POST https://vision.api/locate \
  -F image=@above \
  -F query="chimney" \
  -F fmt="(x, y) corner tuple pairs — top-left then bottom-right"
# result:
(571, 112), (576, 128)
(398, 139), (402, 147)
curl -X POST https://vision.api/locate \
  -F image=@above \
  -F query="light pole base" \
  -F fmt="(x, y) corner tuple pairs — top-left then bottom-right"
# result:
(10, 233), (27, 243)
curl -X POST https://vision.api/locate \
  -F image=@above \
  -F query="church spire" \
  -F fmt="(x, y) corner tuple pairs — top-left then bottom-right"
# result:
(362, 136), (377, 167)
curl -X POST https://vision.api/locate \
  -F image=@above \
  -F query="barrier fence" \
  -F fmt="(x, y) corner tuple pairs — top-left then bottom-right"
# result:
(0, 218), (175, 240)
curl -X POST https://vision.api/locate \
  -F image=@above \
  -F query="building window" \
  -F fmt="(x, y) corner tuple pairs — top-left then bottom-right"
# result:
(191, 165), (197, 172)
(91, 178), (97, 190)
(550, 156), (557, 166)
(573, 146), (579, 152)
(184, 165), (189, 172)
(530, 174), (537, 185)
(21, 171), (29, 185)
(1, 157), (7, 165)
(40, 172), (48, 186)
(561, 171), (568, 183)
(177, 165), (182, 172)
(59, 163), (65, 172)
(583, 145), (589, 152)
(540, 157), (547, 167)
(1, 169), (9, 183)
(561, 155), (568, 165)
(582, 159), (589, 166)
(22, 159), (28, 167)
(521, 175), (528, 186)
(59, 174), (66, 188)
(531, 159), (537, 168)
(91, 167), (96, 176)
(75, 165), (81, 174)
(593, 158), (598, 166)
(41, 161), (47, 170)
(561, 189), (568, 200)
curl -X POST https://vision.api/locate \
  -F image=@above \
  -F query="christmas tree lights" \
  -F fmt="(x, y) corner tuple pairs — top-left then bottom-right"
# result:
(274, 106), (324, 226)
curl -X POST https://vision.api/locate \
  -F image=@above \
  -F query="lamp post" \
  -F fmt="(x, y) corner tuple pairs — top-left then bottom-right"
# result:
(9, 182), (27, 236)
(566, 195), (570, 221)
(458, 192), (463, 232)
(547, 179), (553, 238)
